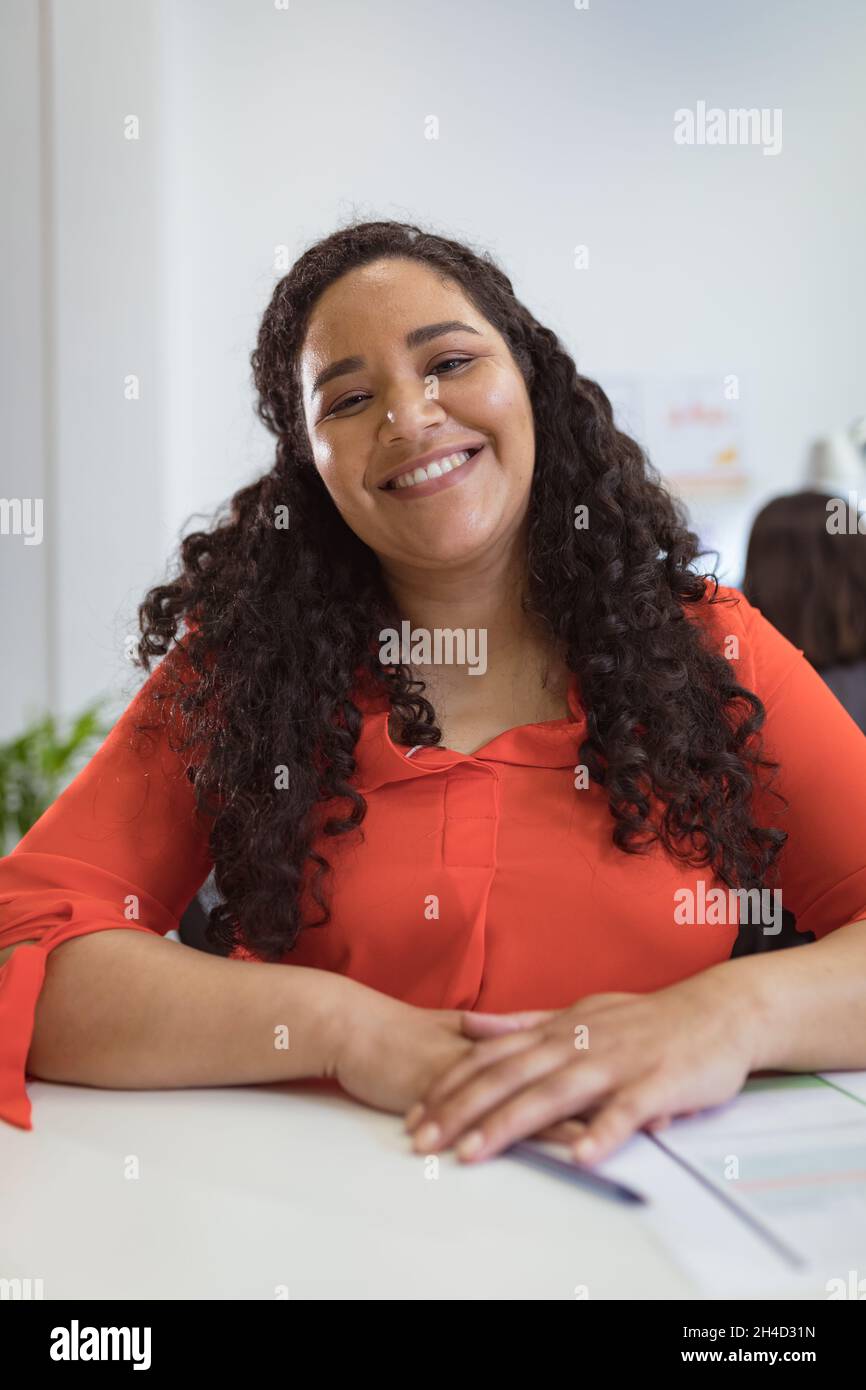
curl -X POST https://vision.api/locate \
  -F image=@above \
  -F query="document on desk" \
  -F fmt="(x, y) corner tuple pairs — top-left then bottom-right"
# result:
(533, 1071), (866, 1296)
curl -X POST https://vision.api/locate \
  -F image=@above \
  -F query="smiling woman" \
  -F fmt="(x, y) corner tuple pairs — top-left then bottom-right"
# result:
(3, 219), (866, 1165)
(296, 257), (537, 572)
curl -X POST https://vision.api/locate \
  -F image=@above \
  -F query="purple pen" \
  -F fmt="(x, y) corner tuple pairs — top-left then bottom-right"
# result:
(505, 1140), (647, 1204)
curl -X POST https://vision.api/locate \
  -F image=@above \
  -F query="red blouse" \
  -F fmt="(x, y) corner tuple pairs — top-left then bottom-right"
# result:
(3, 584), (866, 1130)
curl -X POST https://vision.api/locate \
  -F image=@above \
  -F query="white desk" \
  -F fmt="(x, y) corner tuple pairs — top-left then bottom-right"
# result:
(0, 1079), (830, 1300)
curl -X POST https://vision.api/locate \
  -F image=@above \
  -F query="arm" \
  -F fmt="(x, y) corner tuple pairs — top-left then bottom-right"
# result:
(404, 592), (866, 1163)
(2, 635), (349, 1120)
(24, 927), (354, 1089)
(708, 915), (866, 1073)
(403, 928), (866, 1167)
(0, 640), (477, 1127)
(715, 591), (866, 1071)
(19, 925), (478, 1118)
(0, 640), (218, 1125)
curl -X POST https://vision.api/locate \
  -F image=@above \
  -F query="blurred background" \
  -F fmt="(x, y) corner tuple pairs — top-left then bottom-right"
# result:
(2, 0), (865, 838)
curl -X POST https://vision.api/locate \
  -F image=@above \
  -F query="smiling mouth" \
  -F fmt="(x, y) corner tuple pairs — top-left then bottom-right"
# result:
(381, 446), (483, 491)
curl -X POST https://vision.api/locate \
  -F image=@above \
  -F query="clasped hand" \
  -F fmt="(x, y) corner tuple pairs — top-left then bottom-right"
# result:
(405, 973), (760, 1166)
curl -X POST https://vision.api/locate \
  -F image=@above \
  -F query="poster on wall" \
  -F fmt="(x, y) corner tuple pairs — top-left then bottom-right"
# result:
(603, 374), (748, 495)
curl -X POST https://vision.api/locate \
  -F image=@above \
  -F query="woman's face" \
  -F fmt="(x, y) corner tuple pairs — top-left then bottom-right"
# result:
(298, 257), (536, 570)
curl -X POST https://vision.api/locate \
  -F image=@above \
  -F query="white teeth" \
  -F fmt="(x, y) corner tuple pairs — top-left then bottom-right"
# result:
(391, 449), (475, 490)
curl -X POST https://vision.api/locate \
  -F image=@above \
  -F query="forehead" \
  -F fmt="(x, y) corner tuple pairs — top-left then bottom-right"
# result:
(299, 258), (476, 374)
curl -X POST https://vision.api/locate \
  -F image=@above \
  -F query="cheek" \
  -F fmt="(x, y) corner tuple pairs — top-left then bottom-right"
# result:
(486, 388), (534, 464)
(470, 368), (533, 439)
(316, 459), (376, 526)
(317, 451), (359, 498)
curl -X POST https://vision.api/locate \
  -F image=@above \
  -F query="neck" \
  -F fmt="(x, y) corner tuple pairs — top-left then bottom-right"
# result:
(378, 525), (560, 685)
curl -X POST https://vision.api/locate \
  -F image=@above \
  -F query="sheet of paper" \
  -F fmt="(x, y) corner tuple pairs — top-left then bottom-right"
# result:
(820, 1070), (866, 1105)
(526, 1072), (866, 1296)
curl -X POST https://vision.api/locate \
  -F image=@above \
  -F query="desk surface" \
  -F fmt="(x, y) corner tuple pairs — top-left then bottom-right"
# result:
(0, 1080), (829, 1300)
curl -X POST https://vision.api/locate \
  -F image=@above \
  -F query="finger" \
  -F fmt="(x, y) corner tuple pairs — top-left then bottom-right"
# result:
(447, 1062), (614, 1163)
(532, 1118), (590, 1146)
(571, 1084), (661, 1165)
(412, 1051), (611, 1159)
(461, 1009), (554, 1038)
(643, 1107), (700, 1135)
(406, 1029), (542, 1129)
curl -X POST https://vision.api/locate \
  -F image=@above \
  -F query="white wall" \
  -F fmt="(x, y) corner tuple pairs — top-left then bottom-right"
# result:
(3, 0), (865, 736)
(1, 0), (166, 738)
(51, 0), (166, 722)
(0, 0), (49, 734)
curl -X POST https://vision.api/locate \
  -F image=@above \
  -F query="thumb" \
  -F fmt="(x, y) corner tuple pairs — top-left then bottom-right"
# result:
(461, 1009), (554, 1037)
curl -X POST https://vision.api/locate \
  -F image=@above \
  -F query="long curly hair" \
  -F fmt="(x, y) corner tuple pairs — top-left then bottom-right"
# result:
(134, 218), (788, 963)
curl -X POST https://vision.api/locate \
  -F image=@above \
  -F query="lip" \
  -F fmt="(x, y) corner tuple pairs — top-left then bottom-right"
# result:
(377, 442), (485, 491)
(379, 445), (486, 500)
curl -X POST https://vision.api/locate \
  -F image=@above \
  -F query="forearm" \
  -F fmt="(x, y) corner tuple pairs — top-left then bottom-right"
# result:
(26, 928), (361, 1090)
(703, 917), (866, 1073)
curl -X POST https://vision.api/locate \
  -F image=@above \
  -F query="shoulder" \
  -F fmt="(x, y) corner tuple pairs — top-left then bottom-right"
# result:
(683, 578), (752, 645)
(683, 577), (806, 703)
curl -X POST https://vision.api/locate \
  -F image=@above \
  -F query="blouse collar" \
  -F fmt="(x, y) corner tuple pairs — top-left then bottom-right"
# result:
(349, 668), (587, 794)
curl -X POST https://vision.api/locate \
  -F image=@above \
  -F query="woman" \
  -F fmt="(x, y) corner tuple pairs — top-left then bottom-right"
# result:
(3, 220), (866, 1169)
(742, 490), (866, 734)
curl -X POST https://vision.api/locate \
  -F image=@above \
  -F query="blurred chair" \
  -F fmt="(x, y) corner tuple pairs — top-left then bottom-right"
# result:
(178, 867), (231, 956)
(742, 490), (866, 733)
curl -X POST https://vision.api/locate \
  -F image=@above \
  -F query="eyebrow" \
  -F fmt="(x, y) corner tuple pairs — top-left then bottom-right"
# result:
(311, 320), (482, 399)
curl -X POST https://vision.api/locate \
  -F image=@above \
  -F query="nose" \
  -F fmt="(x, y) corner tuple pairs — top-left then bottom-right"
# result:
(378, 382), (447, 442)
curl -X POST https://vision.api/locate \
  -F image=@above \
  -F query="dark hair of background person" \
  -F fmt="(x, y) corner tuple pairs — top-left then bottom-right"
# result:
(742, 490), (866, 668)
(742, 489), (866, 739)
(131, 219), (789, 963)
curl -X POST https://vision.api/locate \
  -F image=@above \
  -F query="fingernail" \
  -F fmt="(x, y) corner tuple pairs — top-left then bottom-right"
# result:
(456, 1129), (485, 1160)
(573, 1137), (597, 1161)
(404, 1102), (425, 1131)
(413, 1121), (441, 1151)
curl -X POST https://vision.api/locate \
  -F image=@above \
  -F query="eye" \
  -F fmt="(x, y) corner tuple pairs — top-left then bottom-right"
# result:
(432, 355), (473, 374)
(328, 393), (368, 416)
(325, 356), (474, 418)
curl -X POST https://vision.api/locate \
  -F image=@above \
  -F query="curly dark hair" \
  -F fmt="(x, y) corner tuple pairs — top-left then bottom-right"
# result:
(133, 218), (788, 963)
